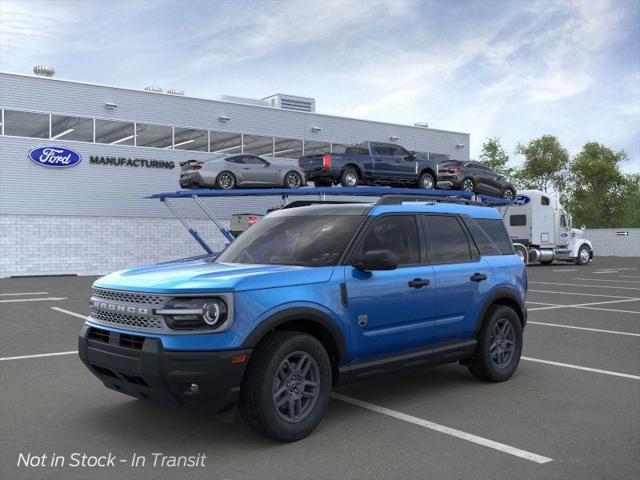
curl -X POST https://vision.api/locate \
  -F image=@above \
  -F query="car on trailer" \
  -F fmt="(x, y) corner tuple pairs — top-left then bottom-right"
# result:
(78, 187), (525, 442)
(179, 154), (306, 189)
(437, 160), (517, 200)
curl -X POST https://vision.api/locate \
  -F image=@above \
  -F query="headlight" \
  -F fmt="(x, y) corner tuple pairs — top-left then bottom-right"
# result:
(158, 297), (229, 331)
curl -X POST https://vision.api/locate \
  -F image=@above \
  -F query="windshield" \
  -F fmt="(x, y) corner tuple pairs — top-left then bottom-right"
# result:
(216, 215), (364, 267)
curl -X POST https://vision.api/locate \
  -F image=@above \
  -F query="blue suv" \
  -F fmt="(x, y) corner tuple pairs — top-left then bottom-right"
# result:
(79, 197), (527, 442)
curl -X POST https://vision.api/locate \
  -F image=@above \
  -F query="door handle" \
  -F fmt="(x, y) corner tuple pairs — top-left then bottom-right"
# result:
(408, 278), (430, 288)
(470, 273), (487, 282)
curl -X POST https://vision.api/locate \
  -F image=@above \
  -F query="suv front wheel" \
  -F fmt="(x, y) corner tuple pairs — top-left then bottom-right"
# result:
(240, 331), (332, 442)
(468, 305), (522, 382)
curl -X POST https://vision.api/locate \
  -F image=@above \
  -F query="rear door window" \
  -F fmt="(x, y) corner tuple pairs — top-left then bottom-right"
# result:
(422, 215), (473, 264)
(358, 215), (420, 266)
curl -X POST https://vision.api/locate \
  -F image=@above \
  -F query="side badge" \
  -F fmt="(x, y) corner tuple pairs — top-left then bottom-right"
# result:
(358, 315), (368, 327)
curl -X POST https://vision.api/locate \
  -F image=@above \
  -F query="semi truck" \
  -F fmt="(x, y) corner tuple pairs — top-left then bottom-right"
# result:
(501, 190), (593, 266)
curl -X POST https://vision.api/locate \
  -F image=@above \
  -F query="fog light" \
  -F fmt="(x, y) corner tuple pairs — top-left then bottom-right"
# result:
(189, 383), (199, 393)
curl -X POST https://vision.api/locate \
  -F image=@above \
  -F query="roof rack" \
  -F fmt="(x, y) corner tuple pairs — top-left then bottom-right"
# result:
(147, 187), (512, 254)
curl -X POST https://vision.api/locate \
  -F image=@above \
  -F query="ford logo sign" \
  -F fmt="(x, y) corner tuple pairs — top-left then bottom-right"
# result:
(514, 195), (530, 206)
(28, 146), (82, 168)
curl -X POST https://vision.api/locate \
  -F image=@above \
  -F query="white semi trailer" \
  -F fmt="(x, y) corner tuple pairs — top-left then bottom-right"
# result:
(500, 190), (593, 266)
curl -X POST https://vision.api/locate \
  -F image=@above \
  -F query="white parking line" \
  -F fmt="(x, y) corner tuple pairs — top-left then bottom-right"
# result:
(572, 278), (640, 284)
(522, 357), (640, 381)
(51, 307), (88, 320)
(552, 269), (578, 272)
(332, 393), (553, 464)
(529, 289), (635, 299)
(573, 306), (640, 315)
(527, 298), (640, 312)
(620, 275), (640, 279)
(0, 297), (67, 303)
(0, 291), (49, 296)
(527, 321), (640, 337)
(529, 281), (640, 291)
(0, 351), (77, 362)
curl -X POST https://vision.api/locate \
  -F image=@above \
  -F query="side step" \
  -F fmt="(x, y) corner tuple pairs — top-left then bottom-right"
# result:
(337, 339), (477, 384)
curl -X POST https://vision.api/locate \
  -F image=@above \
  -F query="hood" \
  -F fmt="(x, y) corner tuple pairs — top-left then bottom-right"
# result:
(94, 259), (334, 294)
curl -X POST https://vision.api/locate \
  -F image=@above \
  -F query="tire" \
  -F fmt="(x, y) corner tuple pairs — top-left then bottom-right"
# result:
(576, 245), (591, 265)
(502, 188), (515, 200)
(461, 177), (475, 192)
(239, 331), (332, 442)
(468, 305), (522, 382)
(284, 171), (303, 189)
(216, 171), (236, 190)
(313, 178), (332, 187)
(340, 168), (359, 187)
(417, 172), (435, 190)
(514, 245), (528, 265)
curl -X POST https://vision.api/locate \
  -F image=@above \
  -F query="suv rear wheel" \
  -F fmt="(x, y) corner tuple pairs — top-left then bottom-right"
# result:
(468, 305), (522, 382)
(239, 331), (332, 442)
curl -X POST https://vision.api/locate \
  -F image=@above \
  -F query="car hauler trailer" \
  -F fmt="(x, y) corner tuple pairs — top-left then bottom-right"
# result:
(147, 186), (511, 256)
(501, 190), (593, 266)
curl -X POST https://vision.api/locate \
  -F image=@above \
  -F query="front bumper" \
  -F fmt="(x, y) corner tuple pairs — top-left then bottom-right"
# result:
(78, 325), (251, 413)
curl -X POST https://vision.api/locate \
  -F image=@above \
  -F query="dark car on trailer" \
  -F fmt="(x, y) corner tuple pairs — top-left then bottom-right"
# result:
(298, 141), (442, 189)
(437, 160), (516, 200)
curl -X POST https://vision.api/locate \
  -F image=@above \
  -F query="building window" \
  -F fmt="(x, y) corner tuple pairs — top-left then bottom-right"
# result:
(51, 114), (93, 142)
(303, 140), (330, 156)
(210, 131), (243, 154)
(173, 127), (208, 151)
(244, 134), (274, 156)
(3, 110), (49, 138)
(135, 123), (173, 149)
(95, 119), (135, 145)
(274, 137), (303, 159)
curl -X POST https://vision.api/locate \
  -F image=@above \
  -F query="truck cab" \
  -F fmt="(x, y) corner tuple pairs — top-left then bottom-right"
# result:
(502, 190), (593, 265)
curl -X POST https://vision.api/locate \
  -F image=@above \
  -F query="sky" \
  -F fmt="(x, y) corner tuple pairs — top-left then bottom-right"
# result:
(1, 0), (638, 172)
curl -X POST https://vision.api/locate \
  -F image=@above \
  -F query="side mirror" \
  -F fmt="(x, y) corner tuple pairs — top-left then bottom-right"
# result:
(405, 151), (416, 161)
(353, 249), (398, 271)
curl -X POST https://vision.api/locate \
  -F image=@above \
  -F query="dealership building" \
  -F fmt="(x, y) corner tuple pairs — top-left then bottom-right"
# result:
(0, 69), (470, 277)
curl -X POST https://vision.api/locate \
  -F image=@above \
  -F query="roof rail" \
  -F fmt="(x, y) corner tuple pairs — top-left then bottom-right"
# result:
(376, 194), (508, 207)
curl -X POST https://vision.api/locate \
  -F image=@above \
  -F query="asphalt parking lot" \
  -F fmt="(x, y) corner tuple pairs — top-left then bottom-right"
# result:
(1, 257), (639, 480)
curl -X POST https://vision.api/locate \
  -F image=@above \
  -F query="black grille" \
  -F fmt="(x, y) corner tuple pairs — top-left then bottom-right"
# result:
(92, 288), (165, 306)
(88, 327), (110, 343)
(120, 333), (145, 350)
(89, 308), (164, 330)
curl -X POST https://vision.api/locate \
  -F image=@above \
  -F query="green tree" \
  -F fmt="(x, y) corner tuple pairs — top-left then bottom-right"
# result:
(515, 135), (569, 193)
(479, 137), (513, 177)
(565, 142), (630, 228)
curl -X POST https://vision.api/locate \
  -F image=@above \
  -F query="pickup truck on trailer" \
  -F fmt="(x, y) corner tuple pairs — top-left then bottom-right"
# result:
(298, 142), (441, 189)
(78, 188), (525, 442)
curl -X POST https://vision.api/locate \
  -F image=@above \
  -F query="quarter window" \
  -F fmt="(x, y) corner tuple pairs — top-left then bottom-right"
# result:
(422, 215), (472, 264)
(470, 218), (513, 255)
(359, 216), (420, 265)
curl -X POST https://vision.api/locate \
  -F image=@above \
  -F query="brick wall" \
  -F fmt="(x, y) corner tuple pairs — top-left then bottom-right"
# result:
(0, 214), (229, 277)
(584, 228), (640, 258)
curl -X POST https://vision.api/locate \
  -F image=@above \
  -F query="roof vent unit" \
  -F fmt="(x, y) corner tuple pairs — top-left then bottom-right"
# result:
(262, 94), (316, 113)
(33, 65), (55, 77)
(414, 122), (429, 128)
(144, 85), (163, 93)
(167, 88), (185, 95)
(218, 95), (270, 107)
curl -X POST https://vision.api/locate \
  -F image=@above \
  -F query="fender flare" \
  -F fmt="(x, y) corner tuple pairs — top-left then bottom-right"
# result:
(241, 307), (348, 364)
(473, 286), (526, 336)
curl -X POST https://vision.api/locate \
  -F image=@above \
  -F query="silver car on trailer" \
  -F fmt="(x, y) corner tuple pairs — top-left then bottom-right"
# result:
(179, 154), (307, 189)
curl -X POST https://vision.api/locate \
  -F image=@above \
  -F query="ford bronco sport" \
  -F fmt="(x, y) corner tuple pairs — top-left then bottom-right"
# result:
(79, 198), (527, 442)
